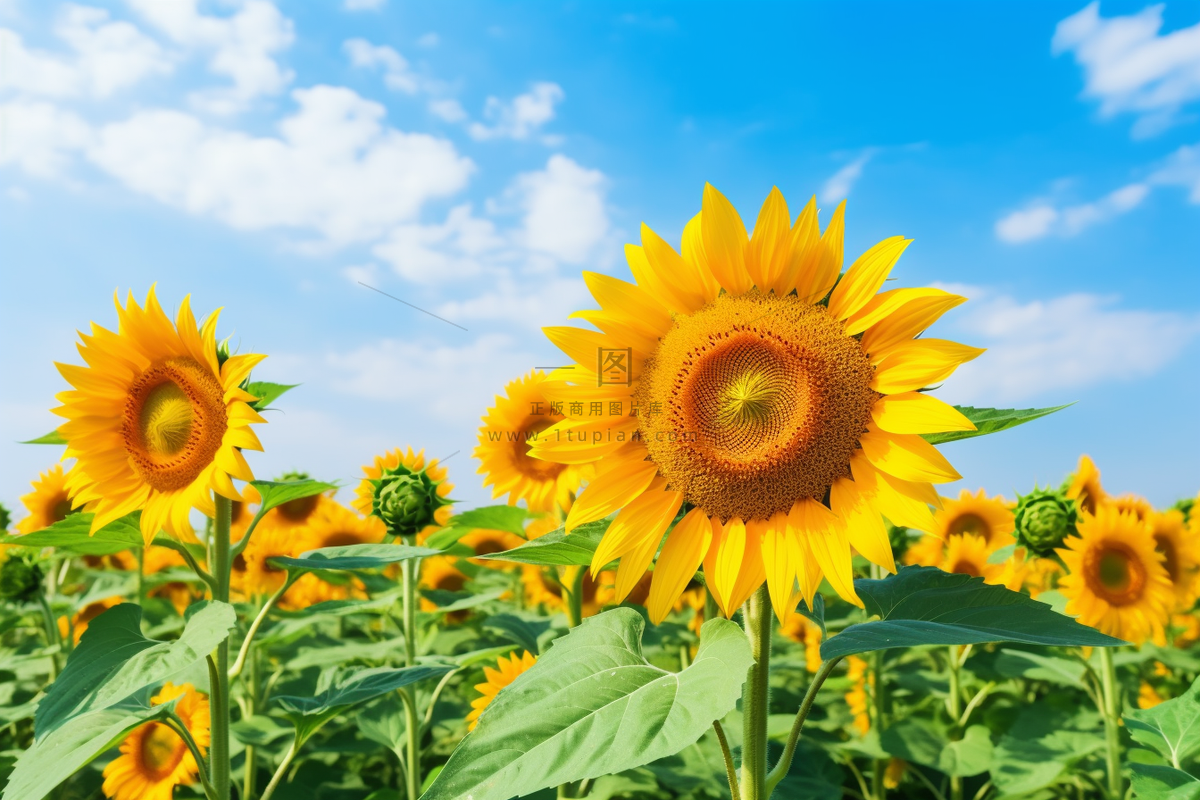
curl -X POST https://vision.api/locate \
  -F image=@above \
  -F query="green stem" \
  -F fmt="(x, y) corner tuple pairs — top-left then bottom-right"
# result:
(399, 538), (422, 800)
(137, 546), (146, 609)
(258, 736), (298, 800)
(36, 593), (61, 681)
(229, 574), (295, 679)
(566, 566), (586, 628)
(243, 646), (260, 800)
(872, 648), (888, 800)
(1099, 647), (1123, 800)
(740, 585), (772, 800)
(713, 720), (741, 800)
(765, 657), (842, 794)
(949, 646), (964, 800)
(210, 495), (233, 800)
(399, 688), (421, 800)
(168, 713), (217, 800)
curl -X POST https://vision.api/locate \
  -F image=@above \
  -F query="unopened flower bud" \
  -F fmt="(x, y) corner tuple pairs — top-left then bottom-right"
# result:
(1015, 487), (1077, 557)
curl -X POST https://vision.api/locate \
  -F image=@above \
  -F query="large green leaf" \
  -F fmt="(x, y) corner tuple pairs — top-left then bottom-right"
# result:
(425, 505), (530, 550)
(268, 543), (438, 573)
(988, 705), (1104, 795)
(3, 700), (177, 800)
(820, 566), (1123, 660)
(246, 381), (298, 411)
(423, 609), (754, 800)
(881, 719), (992, 777)
(475, 517), (611, 566)
(35, 601), (235, 740)
(250, 478), (337, 516)
(994, 648), (1088, 689)
(20, 430), (67, 445)
(0, 512), (142, 555)
(921, 404), (1071, 446)
(1127, 675), (1200, 768)
(1130, 764), (1200, 800)
(482, 613), (555, 655)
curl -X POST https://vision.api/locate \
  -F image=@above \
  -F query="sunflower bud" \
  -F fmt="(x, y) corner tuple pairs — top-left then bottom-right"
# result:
(0, 555), (43, 603)
(0, 502), (10, 531)
(370, 463), (452, 539)
(1014, 487), (1077, 557)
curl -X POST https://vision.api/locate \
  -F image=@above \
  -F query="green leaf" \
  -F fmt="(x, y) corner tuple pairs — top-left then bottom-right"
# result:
(0, 512), (143, 556)
(358, 695), (407, 756)
(475, 517), (611, 566)
(1126, 675), (1200, 768)
(920, 404), (1071, 446)
(820, 566), (1124, 660)
(423, 609), (754, 800)
(1130, 764), (1200, 800)
(20, 430), (67, 445)
(35, 601), (236, 740)
(426, 505), (530, 551)
(268, 543), (438, 573)
(797, 593), (826, 640)
(482, 614), (555, 655)
(251, 479), (337, 517)
(994, 648), (1087, 688)
(3, 700), (176, 800)
(881, 719), (992, 777)
(231, 715), (292, 747)
(245, 381), (298, 411)
(989, 705), (1104, 795)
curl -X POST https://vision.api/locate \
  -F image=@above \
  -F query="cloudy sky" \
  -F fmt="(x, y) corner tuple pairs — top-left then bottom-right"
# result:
(2, 0), (1198, 520)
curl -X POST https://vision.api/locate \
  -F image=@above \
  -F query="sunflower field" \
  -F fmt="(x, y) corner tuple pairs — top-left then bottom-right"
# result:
(1, 187), (1198, 800)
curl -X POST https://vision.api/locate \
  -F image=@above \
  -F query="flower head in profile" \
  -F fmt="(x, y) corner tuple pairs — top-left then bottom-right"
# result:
(467, 650), (537, 731)
(1064, 454), (1106, 516)
(17, 464), (79, 534)
(102, 682), (210, 800)
(475, 370), (588, 513)
(1058, 506), (1173, 645)
(355, 447), (453, 540)
(1148, 509), (1200, 612)
(531, 185), (982, 622)
(53, 287), (266, 544)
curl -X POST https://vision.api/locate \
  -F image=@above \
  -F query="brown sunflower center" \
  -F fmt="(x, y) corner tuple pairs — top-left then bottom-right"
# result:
(635, 291), (876, 522)
(49, 493), (74, 524)
(433, 572), (466, 593)
(471, 534), (510, 556)
(1085, 541), (1147, 607)
(278, 495), (320, 522)
(513, 418), (565, 480)
(122, 357), (228, 493)
(1154, 533), (1180, 583)
(1077, 483), (1099, 516)
(139, 722), (185, 777)
(321, 531), (365, 548)
(949, 558), (982, 578)
(948, 513), (991, 540)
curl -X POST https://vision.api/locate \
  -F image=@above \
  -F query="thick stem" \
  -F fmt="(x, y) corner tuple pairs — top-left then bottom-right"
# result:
(872, 647), (888, 800)
(168, 714), (218, 800)
(210, 495), (233, 800)
(765, 657), (842, 794)
(740, 586), (772, 800)
(137, 546), (146, 610)
(948, 646), (964, 800)
(1099, 647), (1123, 800)
(398, 539), (422, 800)
(399, 688), (421, 800)
(401, 546), (419, 668)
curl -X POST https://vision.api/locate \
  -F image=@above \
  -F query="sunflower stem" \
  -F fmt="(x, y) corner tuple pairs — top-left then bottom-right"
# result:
(713, 720), (741, 800)
(258, 736), (298, 800)
(872, 647), (888, 800)
(210, 494), (233, 800)
(399, 687), (421, 800)
(399, 536), (422, 800)
(740, 585), (772, 800)
(168, 712), (217, 800)
(243, 645), (260, 800)
(948, 646), (964, 800)
(230, 573), (295, 679)
(566, 565), (586, 628)
(36, 593), (61, 681)
(1099, 646), (1124, 800)
(765, 657), (842, 794)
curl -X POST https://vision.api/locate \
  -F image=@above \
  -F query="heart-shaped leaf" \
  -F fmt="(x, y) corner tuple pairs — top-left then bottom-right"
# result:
(423, 608), (754, 800)
(1130, 764), (1200, 800)
(820, 566), (1123, 660)
(251, 479), (337, 516)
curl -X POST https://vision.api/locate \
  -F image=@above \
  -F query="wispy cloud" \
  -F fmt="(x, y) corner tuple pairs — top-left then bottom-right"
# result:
(819, 148), (877, 204)
(1053, 1), (1200, 138)
(468, 82), (564, 142)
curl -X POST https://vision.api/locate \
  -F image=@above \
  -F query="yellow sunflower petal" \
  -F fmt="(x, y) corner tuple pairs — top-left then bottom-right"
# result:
(793, 201), (845, 304)
(770, 195), (819, 295)
(590, 479), (683, 573)
(860, 427), (962, 484)
(700, 184), (753, 294)
(828, 236), (911, 321)
(870, 339), (986, 393)
(855, 289), (966, 349)
(871, 392), (976, 435)
(762, 512), (799, 622)
(565, 458), (659, 531)
(638, 228), (711, 313)
(831, 475), (895, 573)
(746, 187), (792, 291)
(647, 509), (713, 624)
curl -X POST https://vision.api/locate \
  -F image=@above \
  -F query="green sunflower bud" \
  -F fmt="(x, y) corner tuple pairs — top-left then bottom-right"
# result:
(371, 462), (453, 539)
(887, 523), (911, 560)
(1014, 487), (1077, 557)
(0, 502), (10, 531)
(277, 470), (311, 482)
(1169, 497), (1194, 525)
(0, 555), (43, 603)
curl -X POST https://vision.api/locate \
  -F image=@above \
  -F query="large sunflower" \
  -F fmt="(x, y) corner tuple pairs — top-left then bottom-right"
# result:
(17, 464), (79, 534)
(101, 682), (210, 800)
(354, 447), (454, 541)
(905, 489), (1015, 567)
(1065, 455), (1106, 516)
(531, 185), (980, 621)
(1058, 506), (1173, 645)
(475, 370), (588, 513)
(1149, 509), (1200, 612)
(53, 288), (266, 544)
(467, 650), (537, 731)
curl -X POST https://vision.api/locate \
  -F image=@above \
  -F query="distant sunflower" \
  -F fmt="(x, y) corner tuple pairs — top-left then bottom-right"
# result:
(532, 185), (980, 621)
(240, 525), (302, 599)
(53, 288), (266, 544)
(302, 501), (387, 550)
(460, 528), (525, 568)
(17, 464), (78, 534)
(520, 564), (605, 618)
(938, 534), (999, 581)
(780, 613), (823, 672)
(144, 546), (201, 614)
(1065, 455), (1106, 516)
(1149, 510), (1200, 611)
(420, 556), (470, 621)
(905, 489), (1014, 568)
(257, 492), (338, 533)
(1112, 494), (1154, 523)
(58, 596), (122, 644)
(354, 447), (453, 541)
(1058, 506), (1173, 645)
(230, 485), (260, 545)
(1138, 682), (1165, 709)
(475, 371), (587, 513)
(467, 650), (537, 731)
(1173, 613), (1200, 648)
(101, 682), (209, 800)
(280, 572), (362, 610)
(674, 582), (708, 636)
(845, 655), (872, 735)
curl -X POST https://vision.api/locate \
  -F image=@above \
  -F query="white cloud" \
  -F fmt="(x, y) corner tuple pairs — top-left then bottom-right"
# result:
(87, 85), (474, 244)
(344, 38), (418, 94)
(0, 6), (171, 99)
(512, 154), (610, 263)
(1053, 2), (1200, 138)
(820, 149), (876, 204)
(373, 204), (506, 285)
(416, 32), (439, 48)
(437, 276), (590, 331)
(343, 0), (385, 10)
(937, 286), (1200, 403)
(468, 81), (564, 141)
(0, 99), (91, 176)
(341, 263), (379, 285)
(1151, 141), (1200, 202)
(428, 98), (466, 122)
(995, 181), (1150, 243)
(128, 0), (294, 115)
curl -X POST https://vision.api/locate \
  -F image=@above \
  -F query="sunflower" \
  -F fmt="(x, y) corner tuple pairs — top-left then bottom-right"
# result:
(531, 185), (980, 622)
(1065, 455), (1106, 516)
(1058, 506), (1173, 645)
(1138, 682), (1165, 709)
(53, 288), (266, 544)
(905, 489), (1014, 567)
(885, 759), (907, 790)
(17, 464), (79, 533)
(101, 682), (210, 800)
(1112, 494), (1154, 523)
(257, 492), (338, 533)
(1173, 613), (1200, 648)
(420, 556), (470, 621)
(302, 500), (387, 550)
(937, 534), (1002, 582)
(780, 613), (823, 672)
(1149, 510), (1200, 611)
(460, 528), (525, 568)
(58, 596), (122, 644)
(845, 655), (872, 735)
(520, 564), (606, 618)
(475, 370), (588, 513)
(467, 650), (537, 731)
(354, 447), (453, 542)
(279, 573), (362, 610)
(240, 524), (303, 599)
(229, 484), (260, 545)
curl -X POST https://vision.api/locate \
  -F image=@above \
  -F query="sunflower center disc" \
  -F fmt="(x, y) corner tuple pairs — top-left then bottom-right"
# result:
(1088, 542), (1147, 606)
(948, 513), (991, 539)
(635, 291), (877, 522)
(139, 722), (184, 777)
(123, 356), (228, 493)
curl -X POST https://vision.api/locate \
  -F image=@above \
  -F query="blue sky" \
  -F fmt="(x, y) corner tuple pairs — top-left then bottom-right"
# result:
(2, 0), (1198, 522)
